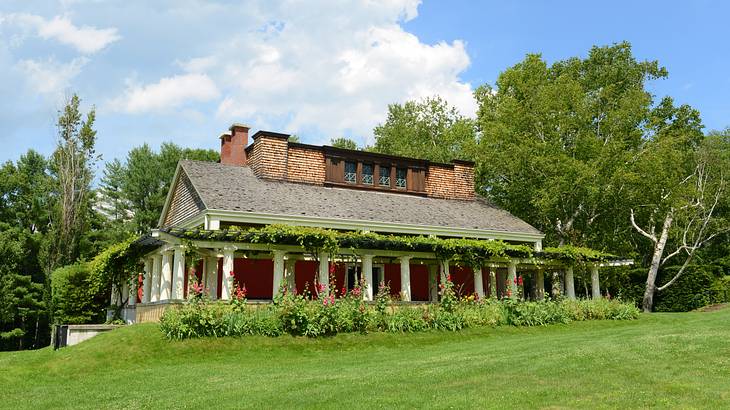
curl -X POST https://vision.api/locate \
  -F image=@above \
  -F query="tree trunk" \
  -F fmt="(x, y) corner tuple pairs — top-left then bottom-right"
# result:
(642, 214), (673, 312)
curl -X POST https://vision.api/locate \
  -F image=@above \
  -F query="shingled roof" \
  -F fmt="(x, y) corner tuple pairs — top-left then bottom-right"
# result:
(171, 160), (542, 237)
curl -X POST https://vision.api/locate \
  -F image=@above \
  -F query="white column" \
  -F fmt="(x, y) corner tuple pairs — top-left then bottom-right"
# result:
(171, 246), (186, 300)
(362, 254), (374, 301)
(489, 267), (497, 298)
(110, 284), (119, 306)
(142, 258), (152, 303)
(221, 246), (236, 300)
(160, 250), (173, 301)
(205, 256), (218, 300)
(565, 266), (576, 300)
(399, 256), (412, 302)
(428, 264), (438, 302)
(285, 257), (297, 292)
(151, 254), (162, 302)
(535, 269), (545, 300)
(474, 267), (485, 298)
(507, 260), (518, 300)
(129, 276), (137, 306)
(591, 264), (601, 299)
(440, 259), (450, 283)
(318, 252), (329, 293)
(272, 250), (286, 296)
(121, 282), (129, 306)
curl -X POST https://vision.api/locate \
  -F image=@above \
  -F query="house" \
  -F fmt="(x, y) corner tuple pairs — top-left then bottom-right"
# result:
(121, 124), (624, 323)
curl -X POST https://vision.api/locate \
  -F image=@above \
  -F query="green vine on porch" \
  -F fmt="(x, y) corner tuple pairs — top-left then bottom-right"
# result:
(164, 224), (616, 265)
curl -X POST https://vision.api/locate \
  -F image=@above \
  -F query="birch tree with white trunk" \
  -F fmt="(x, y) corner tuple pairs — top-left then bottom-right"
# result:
(630, 128), (728, 312)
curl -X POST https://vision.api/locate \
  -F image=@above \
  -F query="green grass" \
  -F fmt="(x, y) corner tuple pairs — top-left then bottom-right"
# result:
(2, 307), (730, 409)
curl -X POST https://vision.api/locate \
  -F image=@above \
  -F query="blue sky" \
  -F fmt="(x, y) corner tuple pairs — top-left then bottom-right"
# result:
(1, 0), (728, 169)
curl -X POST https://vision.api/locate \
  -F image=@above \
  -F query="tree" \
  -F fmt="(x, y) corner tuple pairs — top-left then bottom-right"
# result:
(49, 95), (99, 268)
(474, 42), (673, 250)
(0, 151), (53, 350)
(630, 120), (729, 311)
(373, 96), (477, 163)
(99, 142), (219, 233)
(330, 137), (358, 150)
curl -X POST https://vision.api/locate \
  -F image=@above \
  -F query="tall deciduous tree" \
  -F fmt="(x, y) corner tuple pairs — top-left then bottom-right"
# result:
(475, 42), (671, 250)
(50, 95), (99, 268)
(373, 96), (477, 163)
(630, 118), (729, 311)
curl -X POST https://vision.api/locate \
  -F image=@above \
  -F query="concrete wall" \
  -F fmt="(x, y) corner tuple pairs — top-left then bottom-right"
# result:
(65, 325), (120, 346)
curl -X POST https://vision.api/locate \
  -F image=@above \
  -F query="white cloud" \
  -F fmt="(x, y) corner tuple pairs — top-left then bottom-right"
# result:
(15, 56), (88, 94)
(108, 73), (220, 113)
(4, 13), (120, 54)
(206, 0), (475, 144)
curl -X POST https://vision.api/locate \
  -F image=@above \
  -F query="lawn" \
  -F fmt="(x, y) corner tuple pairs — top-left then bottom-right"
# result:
(1, 307), (729, 409)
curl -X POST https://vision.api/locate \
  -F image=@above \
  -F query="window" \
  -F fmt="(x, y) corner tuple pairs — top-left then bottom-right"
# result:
(344, 161), (356, 183)
(361, 163), (373, 185)
(395, 168), (407, 189)
(379, 166), (390, 186)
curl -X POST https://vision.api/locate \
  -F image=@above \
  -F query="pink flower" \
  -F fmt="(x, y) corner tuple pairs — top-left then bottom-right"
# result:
(446, 274), (452, 282)
(352, 287), (361, 297)
(316, 283), (326, 293)
(329, 264), (336, 274)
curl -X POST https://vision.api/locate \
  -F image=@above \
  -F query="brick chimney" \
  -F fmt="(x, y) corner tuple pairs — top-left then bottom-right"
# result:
(220, 123), (250, 166)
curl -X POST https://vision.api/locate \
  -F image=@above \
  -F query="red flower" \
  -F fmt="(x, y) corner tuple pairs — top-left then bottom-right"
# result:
(341, 287), (346, 296)
(517, 276), (524, 286)
(446, 274), (452, 282)
(329, 264), (336, 274)
(229, 270), (234, 277)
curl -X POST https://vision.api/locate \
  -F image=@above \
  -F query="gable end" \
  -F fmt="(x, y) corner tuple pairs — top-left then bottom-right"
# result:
(162, 169), (205, 227)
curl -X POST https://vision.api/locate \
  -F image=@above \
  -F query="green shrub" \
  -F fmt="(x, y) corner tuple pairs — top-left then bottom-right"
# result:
(654, 265), (715, 312)
(51, 263), (107, 324)
(159, 296), (640, 340)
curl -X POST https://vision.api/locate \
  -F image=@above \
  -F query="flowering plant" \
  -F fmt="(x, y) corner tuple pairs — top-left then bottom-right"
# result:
(439, 274), (456, 313)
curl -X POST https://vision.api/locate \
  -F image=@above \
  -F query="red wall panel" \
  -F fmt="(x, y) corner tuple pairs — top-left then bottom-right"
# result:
(384, 263), (401, 297)
(294, 260), (318, 297)
(410, 264), (429, 301)
(331, 263), (346, 297)
(233, 258), (274, 300)
(451, 265), (474, 297)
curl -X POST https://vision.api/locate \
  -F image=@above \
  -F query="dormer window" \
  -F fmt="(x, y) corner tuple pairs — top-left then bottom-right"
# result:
(379, 166), (391, 187)
(344, 161), (357, 183)
(361, 164), (373, 185)
(395, 168), (407, 189)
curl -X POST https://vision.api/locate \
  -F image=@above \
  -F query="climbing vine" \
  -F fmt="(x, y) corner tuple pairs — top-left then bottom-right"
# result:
(166, 225), (616, 264)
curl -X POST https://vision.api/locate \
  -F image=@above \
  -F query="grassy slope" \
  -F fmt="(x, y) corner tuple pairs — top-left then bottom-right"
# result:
(1, 308), (729, 409)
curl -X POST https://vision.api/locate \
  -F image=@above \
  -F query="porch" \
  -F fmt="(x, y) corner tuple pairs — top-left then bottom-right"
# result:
(123, 229), (629, 323)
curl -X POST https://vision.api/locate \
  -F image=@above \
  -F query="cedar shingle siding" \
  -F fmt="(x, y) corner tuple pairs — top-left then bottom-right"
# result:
(163, 169), (205, 227)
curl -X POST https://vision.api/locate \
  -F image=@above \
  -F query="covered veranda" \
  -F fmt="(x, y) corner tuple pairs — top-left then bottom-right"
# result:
(128, 228), (632, 323)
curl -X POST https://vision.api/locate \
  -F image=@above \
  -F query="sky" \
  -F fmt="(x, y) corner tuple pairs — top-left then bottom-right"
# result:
(1, 0), (728, 169)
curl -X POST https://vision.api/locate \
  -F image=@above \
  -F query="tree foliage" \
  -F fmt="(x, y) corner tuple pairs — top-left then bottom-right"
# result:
(330, 137), (359, 150)
(100, 142), (219, 233)
(50, 94), (99, 269)
(373, 96), (477, 162)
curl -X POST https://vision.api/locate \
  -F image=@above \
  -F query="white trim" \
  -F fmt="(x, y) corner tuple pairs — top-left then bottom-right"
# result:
(203, 209), (545, 243)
